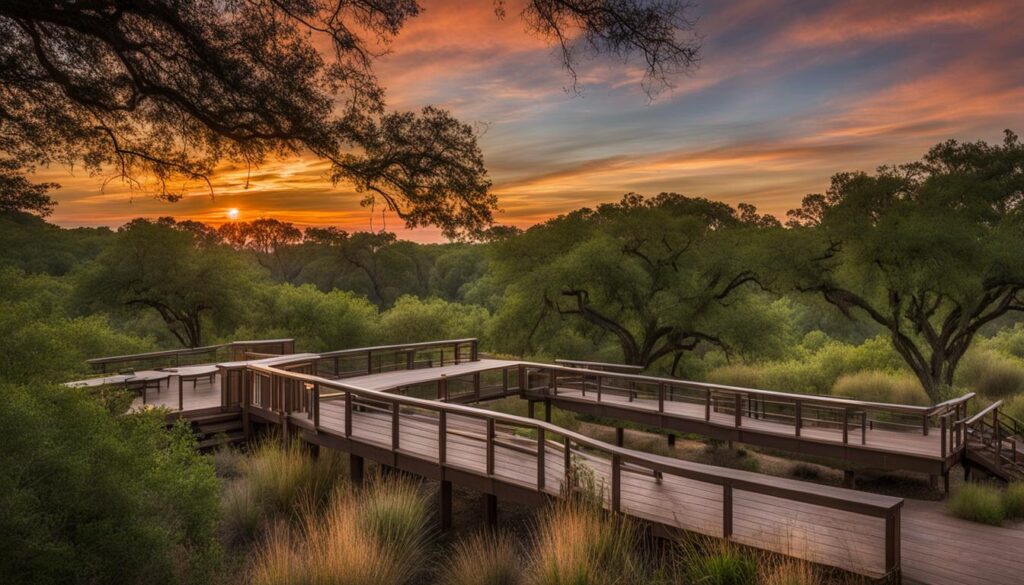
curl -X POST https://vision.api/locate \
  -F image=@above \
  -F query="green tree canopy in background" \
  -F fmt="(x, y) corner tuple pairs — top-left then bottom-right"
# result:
(490, 193), (785, 372)
(781, 131), (1024, 401)
(77, 218), (257, 347)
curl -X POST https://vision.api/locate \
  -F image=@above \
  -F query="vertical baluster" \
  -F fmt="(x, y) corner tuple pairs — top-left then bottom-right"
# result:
(795, 401), (802, 437)
(611, 455), (621, 513)
(345, 391), (353, 437)
(658, 383), (665, 413)
(537, 427), (546, 491)
(486, 418), (496, 475)
(722, 483), (733, 538)
(438, 411), (447, 464)
(392, 401), (400, 450)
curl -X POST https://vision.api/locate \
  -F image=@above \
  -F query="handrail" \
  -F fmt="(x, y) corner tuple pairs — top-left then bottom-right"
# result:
(246, 363), (901, 515)
(318, 338), (478, 359)
(87, 339), (295, 367)
(964, 400), (1003, 427)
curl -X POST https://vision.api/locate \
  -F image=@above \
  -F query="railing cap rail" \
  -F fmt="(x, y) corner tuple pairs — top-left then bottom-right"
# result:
(317, 338), (478, 358)
(247, 362), (903, 516)
(86, 338), (295, 365)
(963, 400), (1003, 426)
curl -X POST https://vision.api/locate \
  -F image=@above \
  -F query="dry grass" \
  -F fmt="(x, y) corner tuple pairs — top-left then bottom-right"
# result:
(441, 530), (523, 585)
(248, 475), (430, 585)
(831, 371), (929, 406)
(760, 557), (823, 585)
(529, 500), (642, 585)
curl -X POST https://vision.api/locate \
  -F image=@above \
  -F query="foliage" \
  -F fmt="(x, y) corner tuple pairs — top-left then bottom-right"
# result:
(948, 484), (1006, 526)
(0, 267), (152, 383)
(0, 160), (57, 216)
(831, 371), (930, 406)
(76, 219), (258, 347)
(530, 500), (643, 585)
(679, 538), (758, 585)
(378, 296), (491, 345)
(442, 530), (523, 585)
(248, 475), (429, 585)
(0, 212), (113, 275)
(955, 350), (1024, 398)
(1003, 483), (1024, 520)
(780, 132), (1024, 401)
(490, 193), (784, 370)
(0, 383), (220, 585)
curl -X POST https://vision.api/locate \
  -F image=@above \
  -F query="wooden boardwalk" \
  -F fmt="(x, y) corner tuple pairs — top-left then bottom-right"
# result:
(71, 340), (1022, 584)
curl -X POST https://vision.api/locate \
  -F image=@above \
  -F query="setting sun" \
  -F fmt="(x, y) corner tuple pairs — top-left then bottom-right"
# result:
(226, 208), (239, 220)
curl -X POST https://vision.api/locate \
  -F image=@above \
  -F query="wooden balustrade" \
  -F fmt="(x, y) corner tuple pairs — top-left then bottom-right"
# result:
(313, 338), (479, 379)
(86, 339), (295, 373)
(241, 362), (903, 579)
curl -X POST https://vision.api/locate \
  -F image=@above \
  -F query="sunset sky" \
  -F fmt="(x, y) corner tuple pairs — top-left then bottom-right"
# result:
(40, 0), (1024, 241)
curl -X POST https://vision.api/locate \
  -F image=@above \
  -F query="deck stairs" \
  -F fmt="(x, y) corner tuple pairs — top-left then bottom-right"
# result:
(963, 405), (1024, 482)
(185, 411), (246, 450)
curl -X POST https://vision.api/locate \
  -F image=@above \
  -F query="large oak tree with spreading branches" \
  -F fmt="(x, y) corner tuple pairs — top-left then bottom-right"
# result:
(0, 0), (701, 237)
(781, 131), (1024, 402)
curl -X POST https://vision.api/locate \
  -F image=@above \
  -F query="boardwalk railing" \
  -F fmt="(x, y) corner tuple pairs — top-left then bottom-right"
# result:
(86, 339), (296, 373)
(517, 362), (973, 459)
(242, 362), (904, 579)
(313, 339), (479, 379)
(961, 400), (1024, 480)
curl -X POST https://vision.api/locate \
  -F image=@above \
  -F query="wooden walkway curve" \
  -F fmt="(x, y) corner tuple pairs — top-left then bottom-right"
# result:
(71, 339), (1024, 584)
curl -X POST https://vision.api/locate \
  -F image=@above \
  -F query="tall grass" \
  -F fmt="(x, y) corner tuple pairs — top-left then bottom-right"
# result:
(1002, 483), (1024, 520)
(442, 530), (523, 585)
(530, 500), (642, 585)
(759, 557), (823, 585)
(947, 483), (1005, 526)
(679, 537), (757, 585)
(222, 438), (347, 545)
(831, 371), (929, 406)
(248, 475), (430, 585)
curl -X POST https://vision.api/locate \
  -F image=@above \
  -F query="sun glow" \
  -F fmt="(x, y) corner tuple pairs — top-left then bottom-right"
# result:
(226, 208), (240, 220)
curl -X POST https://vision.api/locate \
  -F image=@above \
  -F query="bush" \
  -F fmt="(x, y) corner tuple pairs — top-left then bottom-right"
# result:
(789, 463), (821, 481)
(706, 364), (765, 389)
(831, 371), (930, 406)
(442, 530), (522, 585)
(243, 438), (346, 516)
(249, 476), (429, 585)
(956, 350), (1024, 398)
(0, 383), (220, 584)
(948, 484), (1005, 525)
(681, 539), (757, 585)
(530, 501), (642, 585)
(1004, 483), (1024, 520)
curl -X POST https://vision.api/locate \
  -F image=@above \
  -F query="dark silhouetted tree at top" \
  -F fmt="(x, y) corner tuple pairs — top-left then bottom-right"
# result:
(0, 0), (700, 238)
(0, 160), (57, 216)
(780, 131), (1024, 402)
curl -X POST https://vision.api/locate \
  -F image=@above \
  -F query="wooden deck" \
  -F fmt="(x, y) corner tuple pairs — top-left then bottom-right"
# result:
(72, 340), (1021, 584)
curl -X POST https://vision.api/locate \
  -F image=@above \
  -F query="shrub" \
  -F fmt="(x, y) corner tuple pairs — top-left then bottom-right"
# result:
(0, 383), (220, 585)
(789, 463), (821, 481)
(948, 484), (1005, 525)
(681, 539), (757, 585)
(831, 371), (929, 406)
(1004, 483), (1024, 520)
(243, 438), (346, 516)
(956, 350), (1024, 398)
(442, 530), (523, 585)
(530, 501), (642, 585)
(249, 477), (430, 585)
(706, 364), (765, 389)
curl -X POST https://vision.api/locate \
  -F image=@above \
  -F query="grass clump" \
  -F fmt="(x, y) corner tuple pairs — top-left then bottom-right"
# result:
(760, 558), (823, 585)
(831, 371), (929, 406)
(948, 483), (1005, 526)
(1003, 483), (1024, 520)
(249, 474), (430, 585)
(530, 500), (643, 585)
(680, 538), (757, 585)
(789, 463), (821, 481)
(442, 530), (523, 585)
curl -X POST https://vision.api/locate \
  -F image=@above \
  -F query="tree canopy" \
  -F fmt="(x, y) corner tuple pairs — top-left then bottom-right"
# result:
(0, 0), (700, 237)
(780, 131), (1024, 401)
(490, 193), (784, 371)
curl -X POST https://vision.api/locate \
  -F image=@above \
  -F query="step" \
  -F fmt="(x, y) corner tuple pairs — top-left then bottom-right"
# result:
(195, 419), (243, 436)
(184, 411), (242, 425)
(198, 430), (246, 450)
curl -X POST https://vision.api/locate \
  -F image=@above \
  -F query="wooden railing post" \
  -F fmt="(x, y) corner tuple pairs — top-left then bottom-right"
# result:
(597, 375), (603, 402)
(438, 375), (448, 401)
(537, 427), (546, 491)
(658, 383), (665, 413)
(922, 413), (929, 436)
(611, 454), (622, 513)
(795, 401), (802, 437)
(438, 411), (447, 464)
(734, 393), (742, 427)
(392, 401), (400, 450)
(705, 389), (711, 421)
(551, 369), (558, 396)
(842, 408), (849, 444)
(723, 483), (733, 538)
(861, 411), (867, 445)
(454, 342), (461, 365)
(486, 418), (496, 475)
(344, 391), (353, 437)
(367, 350), (373, 375)
(471, 339), (479, 361)
(885, 507), (901, 576)
(518, 364), (527, 392)
(941, 414), (948, 459)
(563, 435), (572, 485)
